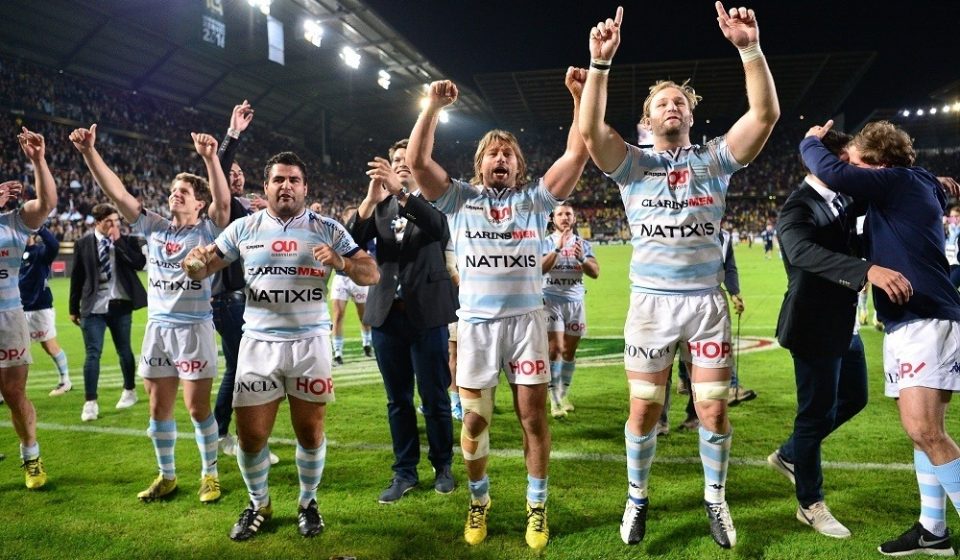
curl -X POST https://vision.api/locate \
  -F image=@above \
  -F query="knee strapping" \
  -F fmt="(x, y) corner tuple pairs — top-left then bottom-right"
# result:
(693, 381), (730, 402)
(628, 380), (666, 405)
(460, 388), (494, 460)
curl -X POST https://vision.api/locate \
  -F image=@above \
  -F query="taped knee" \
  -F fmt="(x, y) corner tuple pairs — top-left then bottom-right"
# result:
(692, 381), (730, 402)
(460, 389), (494, 460)
(628, 380), (666, 405)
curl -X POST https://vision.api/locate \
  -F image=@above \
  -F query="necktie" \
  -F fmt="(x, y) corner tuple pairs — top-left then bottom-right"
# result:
(98, 237), (112, 282)
(832, 196), (847, 223)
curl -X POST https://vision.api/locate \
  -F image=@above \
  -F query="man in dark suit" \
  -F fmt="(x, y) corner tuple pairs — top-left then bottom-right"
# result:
(769, 130), (906, 538)
(350, 139), (458, 504)
(69, 202), (146, 422)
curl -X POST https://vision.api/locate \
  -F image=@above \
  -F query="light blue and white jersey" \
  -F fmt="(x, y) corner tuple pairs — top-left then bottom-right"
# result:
(542, 231), (593, 302)
(608, 137), (744, 293)
(0, 211), (35, 312)
(131, 209), (221, 325)
(434, 178), (559, 322)
(215, 209), (359, 341)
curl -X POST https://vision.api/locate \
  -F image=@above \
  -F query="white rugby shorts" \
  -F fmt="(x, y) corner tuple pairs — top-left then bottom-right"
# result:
(330, 274), (368, 304)
(233, 335), (335, 407)
(138, 321), (218, 380)
(25, 308), (57, 342)
(457, 309), (550, 389)
(0, 308), (32, 368)
(883, 318), (960, 398)
(624, 290), (731, 373)
(544, 298), (587, 337)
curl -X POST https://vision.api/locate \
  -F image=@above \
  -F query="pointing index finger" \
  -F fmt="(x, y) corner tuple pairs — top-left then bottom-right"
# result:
(614, 6), (623, 27)
(715, 1), (728, 20)
(821, 119), (834, 135)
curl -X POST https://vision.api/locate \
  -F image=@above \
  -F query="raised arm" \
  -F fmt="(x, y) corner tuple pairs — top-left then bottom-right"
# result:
(407, 81), (456, 201)
(17, 128), (58, 230)
(69, 124), (140, 223)
(218, 99), (254, 176)
(543, 67), (591, 199)
(579, 6), (628, 173)
(37, 226), (60, 263)
(193, 132), (230, 228)
(716, 2), (780, 164)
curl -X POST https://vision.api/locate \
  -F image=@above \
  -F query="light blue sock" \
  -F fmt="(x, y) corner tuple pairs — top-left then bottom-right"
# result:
(147, 418), (177, 479)
(931, 455), (960, 519)
(333, 336), (344, 356)
(468, 475), (490, 504)
(20, 442), (39, 461)
(625, 424), (657, 503)
(915, 450), (947, 536)
(361, 330), (372, 347)
(549, 360), (562, 403)
(296, 438), (327, 508)
(526, 474), (548, 505)
(238, 446), (272, 508)
(560, 359), (576, 398)
(191, 414), (219, 476)
(449, 391), (461, 406)
(699, 426), (732, 503)
(52, 350), (69, 381)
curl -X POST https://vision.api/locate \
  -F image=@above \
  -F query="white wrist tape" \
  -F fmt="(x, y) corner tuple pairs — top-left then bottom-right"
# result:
(738, 43), (763, 63)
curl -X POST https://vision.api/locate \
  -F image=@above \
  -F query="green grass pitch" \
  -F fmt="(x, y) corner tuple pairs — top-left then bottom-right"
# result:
(0, 243), (956, 559)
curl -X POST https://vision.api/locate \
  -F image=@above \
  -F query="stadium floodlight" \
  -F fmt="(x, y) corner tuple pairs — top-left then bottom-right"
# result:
(930, 107), (937, 115)
(303, 20), (323, 48)
(378, 70), (391, 90)
(247, 0), (271, 15)
(902, 110), (911, 117)
(340, 46), (361, 69)
(954, 102), (960, 111)
(944, 105), (951, 113)
(438, 109), (449, 124)
(916, 109), (925, 116)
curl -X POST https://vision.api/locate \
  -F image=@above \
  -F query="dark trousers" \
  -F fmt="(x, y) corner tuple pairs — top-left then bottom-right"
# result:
(950, 264), (960, 290)
(80, 302), (136, 401)
(780, 334), (868, 507)
(372, 306), (453, 482)
(212, 292), (246, 437)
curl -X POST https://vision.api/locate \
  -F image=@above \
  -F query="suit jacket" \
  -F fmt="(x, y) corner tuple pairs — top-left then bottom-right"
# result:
(349, 194), (458, 329)
(775, 181), (871, 358)
(69, 232), (147, 317)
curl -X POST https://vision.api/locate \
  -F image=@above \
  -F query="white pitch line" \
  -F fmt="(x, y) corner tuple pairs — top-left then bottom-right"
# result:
(1, 421), (913, 473)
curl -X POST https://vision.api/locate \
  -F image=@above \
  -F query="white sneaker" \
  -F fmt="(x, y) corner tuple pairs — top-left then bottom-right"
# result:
(81, 400), (99, 422)
(269, 451), (280, 465)
(49, 381), (72, 397)
(767, 450), (796, 485)
(116, 389), (138, 409)
(550, 400), (567, 419)
(219, 434), (238, 457)
(797, 501), (851, 539)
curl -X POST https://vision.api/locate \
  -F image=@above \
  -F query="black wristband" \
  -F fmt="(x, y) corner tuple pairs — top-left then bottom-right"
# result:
(590, 61), (611, 71)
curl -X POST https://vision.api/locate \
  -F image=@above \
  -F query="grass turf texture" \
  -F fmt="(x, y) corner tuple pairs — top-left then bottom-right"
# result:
(0, 243), (955, 559)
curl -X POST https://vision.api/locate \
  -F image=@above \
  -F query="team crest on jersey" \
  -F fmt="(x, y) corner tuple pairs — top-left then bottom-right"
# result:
(487, 205), (513, 225)
(164, 241), (183, 255)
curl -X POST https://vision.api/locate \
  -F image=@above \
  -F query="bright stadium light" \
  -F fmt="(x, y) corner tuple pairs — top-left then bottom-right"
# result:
(419, 97), (429, 111)
(902, 110), (911, 117)
(954, 102), (960, 111)
(944, 105), (951, 113)
(247, 0), (271, 15)
(303, 20), (323, 47)
(438, 109), (449, 124)
(930, 107), (938, 115)
(340, 46), (361, 69)
(378, 70), (391, 90)
(916, 109), (924, 116)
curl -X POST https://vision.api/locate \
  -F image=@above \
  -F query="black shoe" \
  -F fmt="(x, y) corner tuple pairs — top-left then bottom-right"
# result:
(620, 498), (648, 545)
(378, 477), (418, 504)
(434, 465), (455, 494)
(297, 499), (325, 538)
(230, 501), (272, 541)
(705, 501), (737, 549)
(333, 355), (343, 366)
(363, 345), (373, 358)
(879, 523), (954, 556)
